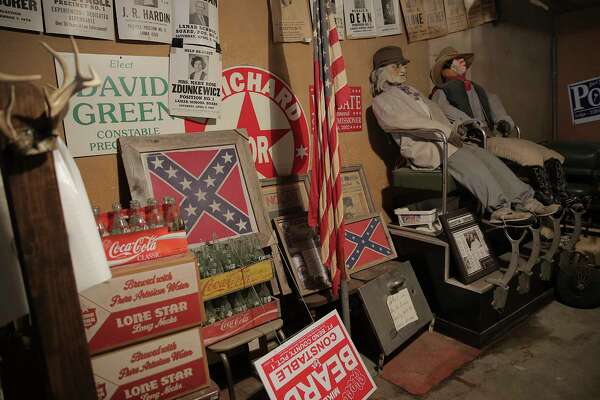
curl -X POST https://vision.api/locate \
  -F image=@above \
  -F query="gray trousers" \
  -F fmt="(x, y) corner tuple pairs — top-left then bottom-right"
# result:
(448, 144), (534, 211)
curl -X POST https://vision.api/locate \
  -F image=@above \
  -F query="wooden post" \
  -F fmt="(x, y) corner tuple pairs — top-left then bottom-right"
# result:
(1, 151), (97, 399)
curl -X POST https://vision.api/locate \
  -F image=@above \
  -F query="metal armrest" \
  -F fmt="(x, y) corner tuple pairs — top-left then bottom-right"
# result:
(515, 125), (521, 139)
(466, 125), (487, 149)
(387, 128), (449, 215)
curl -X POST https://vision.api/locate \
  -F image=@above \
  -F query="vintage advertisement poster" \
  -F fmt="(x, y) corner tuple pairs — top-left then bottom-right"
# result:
(399, 0), (429, 42)
(423, 0), (448, 38)
(0, 0), (43, 32)
(310, 85), (362, 133)
(42, 0), (115, 40)
(115, 0), (173, 43)
(332, 0), (346, 40)
(569, 76), (600, 125)
(168, 45), (222, 119)
(173, 0), (219, 47)
(55, 53), (185, 157)
(269, 0), (312, 43)
(374, 0), (403, 36)
(255, 310), (377, 400)
(343, 0), (377, 39)
(465, 0), (496, 27)
(443, 0), (468, 33)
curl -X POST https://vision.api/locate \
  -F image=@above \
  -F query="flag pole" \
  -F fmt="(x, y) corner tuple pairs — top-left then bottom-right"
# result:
(341, 278), (350, 333)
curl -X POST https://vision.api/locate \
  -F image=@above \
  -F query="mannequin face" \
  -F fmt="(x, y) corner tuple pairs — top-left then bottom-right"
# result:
(384, 63), (407, 84)
(450, 57), (467, 75)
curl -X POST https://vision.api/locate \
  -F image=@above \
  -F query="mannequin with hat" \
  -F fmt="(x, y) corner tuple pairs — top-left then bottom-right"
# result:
(430, 46), (578, 207)
(370, 45), (560, 223)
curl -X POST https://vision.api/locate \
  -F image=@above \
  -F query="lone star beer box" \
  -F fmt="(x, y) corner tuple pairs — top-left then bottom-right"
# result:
(92, 327), (210, 400)
(80, 252), (204, 354)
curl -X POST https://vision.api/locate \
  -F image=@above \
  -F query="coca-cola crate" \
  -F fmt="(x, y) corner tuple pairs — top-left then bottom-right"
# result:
(200, 258), (274, 301)
(202, 299), (280, 346)
(103, 227), (188, 267)
(80, 252), (204, 355)
(92, 327), (210, 400)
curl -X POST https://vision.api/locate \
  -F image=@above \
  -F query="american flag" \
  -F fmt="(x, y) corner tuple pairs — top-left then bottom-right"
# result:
(309, 0), (350, 295)
(143, 146), (257, 247)
(344, 217), (393, 272)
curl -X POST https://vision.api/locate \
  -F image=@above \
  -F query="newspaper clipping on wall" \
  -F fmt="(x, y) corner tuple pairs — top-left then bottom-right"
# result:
(42, 0), (115, 40)
(452, 225), (490, 275)
(343, 0), (377, 39)
(465, 0), (496, 27)
(374, 0), (403, 36)
(168, 44), (222, 119)
(173, 0), (219, 47)
(399, 0), (428, 42)
(444, 0), (468, 33)
(269, 0), (312, 43)
(115, 0), (173, 43)
(0, 0), (43, 32)
(424, 0), (447, 38)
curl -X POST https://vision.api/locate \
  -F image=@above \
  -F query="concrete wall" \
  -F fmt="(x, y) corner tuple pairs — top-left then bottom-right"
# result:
(0, 0), (554, 216)
(556, 6), (600, 142)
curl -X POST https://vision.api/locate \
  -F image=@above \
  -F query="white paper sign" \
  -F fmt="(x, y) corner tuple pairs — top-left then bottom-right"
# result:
(168, 44), (222, 119)
(55, 53), (185, 157)
(173, 0), (219, 47)
(115, 0), (173, 43)
(386, 288), (418, 331)
(332, 0), (346, 40)
(0, 0), (43, 32)
(343, 0), (376, 39)
(374, 0), (403, 36)
(42, 0), (115, 40)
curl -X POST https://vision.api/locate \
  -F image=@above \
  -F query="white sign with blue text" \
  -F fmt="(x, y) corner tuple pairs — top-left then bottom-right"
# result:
(569, 76), (600, 125)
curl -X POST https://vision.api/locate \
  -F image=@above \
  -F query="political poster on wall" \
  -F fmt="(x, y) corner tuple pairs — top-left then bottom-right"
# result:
(115, 0), (173, 43)
(168, 44), (222, 119)
(173, 0), (219, 47)
(374, 0), (403, 36)
(269, 0), (313, 43)
(255, 310), (377, 400)
(465, 0), (496, 27)
(343, 0), (376, 39)
(399, 0), (429, 42)
(443, 0), (468, 33)
(332, 0), (346, 40)
(423, 0), (447, 39)
(54, 53), (185, 157)
(42, 0), (115, 40)
(569, 76), (600, 125)
(0, 0), (43, 32)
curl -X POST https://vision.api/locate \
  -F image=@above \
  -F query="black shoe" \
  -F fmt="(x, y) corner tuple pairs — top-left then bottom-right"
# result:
(529, 166), (555, 205)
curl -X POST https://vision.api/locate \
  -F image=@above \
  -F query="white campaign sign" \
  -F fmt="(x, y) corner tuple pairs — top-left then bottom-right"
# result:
(43, 0), (115, 40)
(0, 0), (43, 32)
(115, 0), (173, 43)
(55, 53), (186, 157)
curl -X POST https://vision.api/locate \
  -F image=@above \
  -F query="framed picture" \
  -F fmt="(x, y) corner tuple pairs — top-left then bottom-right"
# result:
(260, 175), (310, 219)
(344, 212), (397, 275)
(119, 130), (272, 249)
(273, 213), (331, 296)
(341, 165), (375, 220)
(440, 209), (499, 284)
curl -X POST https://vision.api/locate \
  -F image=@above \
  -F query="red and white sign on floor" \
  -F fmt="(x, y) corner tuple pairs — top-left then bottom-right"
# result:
(254, 310), (376, 400)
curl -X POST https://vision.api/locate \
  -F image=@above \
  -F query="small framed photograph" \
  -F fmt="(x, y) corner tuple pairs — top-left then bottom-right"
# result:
(119, 130), (272, 249)
(344, 212), (397, 275)
(273, 213), (331, 296)
(260, 175), (310, 219)
(341, 165), (375, 220)
(440, 209), (499, 284)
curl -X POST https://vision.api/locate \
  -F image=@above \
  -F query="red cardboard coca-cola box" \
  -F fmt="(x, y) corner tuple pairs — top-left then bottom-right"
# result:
(102, 227), (188, 268)
(92, 327), (210, 400)
(80, 252), (204, 354)
(202, 299), (280, 346)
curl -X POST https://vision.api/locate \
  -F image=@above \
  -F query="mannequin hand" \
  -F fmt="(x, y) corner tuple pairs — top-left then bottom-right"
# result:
(496, 120), (512, 136)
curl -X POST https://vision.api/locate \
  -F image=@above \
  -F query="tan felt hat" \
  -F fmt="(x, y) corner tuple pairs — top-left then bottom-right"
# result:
(430, 46), (474, 87)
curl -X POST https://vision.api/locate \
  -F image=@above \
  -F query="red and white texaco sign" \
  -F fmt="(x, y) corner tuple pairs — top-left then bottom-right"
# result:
(185, 66), (310, 179)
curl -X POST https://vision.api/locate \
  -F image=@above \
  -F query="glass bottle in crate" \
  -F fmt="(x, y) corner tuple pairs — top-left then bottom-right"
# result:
(258, 283), (272, 304)
(93, 206), (108, 237)
(204, 300), (217, 325)
(162, 197), (183, 232)
(229, 291), (246, 314)
(146, 198), (164, 228)
(195, 249), (208, 278)
(221, 242), (238, 272)
(110, 202), (130, 235)
(129, 200), (148, 231)
(243, 287), (261, 309)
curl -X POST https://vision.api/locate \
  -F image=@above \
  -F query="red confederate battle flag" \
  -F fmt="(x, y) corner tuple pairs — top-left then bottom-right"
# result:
(142, 145), (258, 247)
(309, 0), (350, 295)
(344, 217), (394, 273)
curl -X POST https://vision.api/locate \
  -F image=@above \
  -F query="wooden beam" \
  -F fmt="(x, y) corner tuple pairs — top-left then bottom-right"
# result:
(2, 151), (96, 399)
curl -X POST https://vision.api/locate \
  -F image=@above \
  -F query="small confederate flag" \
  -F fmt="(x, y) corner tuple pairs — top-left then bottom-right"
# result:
(309, 0), (350, 295)
(142, 146), (258, 246)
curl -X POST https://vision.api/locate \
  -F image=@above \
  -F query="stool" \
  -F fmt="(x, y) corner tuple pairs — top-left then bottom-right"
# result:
(207, 319), (285, 400)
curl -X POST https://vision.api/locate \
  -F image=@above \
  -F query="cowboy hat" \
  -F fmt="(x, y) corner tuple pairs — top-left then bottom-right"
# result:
(430, 46), (474, 87)
(373, 46), (410, 70)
